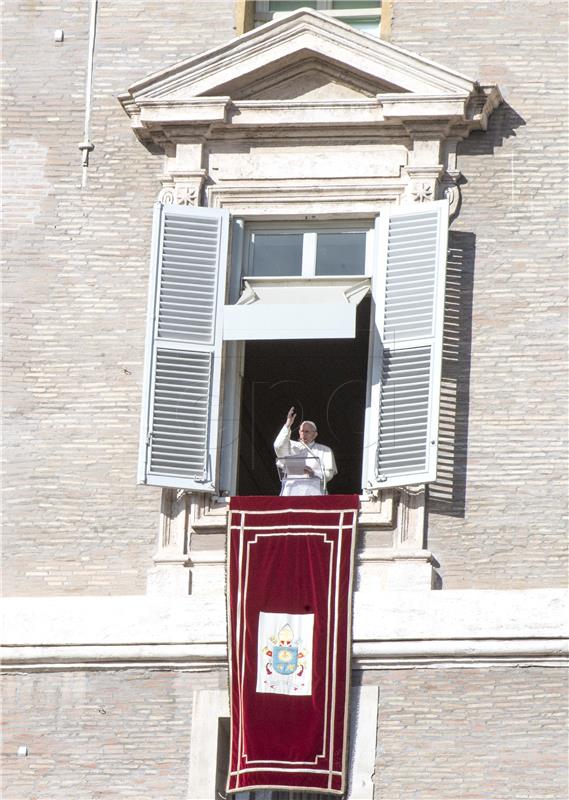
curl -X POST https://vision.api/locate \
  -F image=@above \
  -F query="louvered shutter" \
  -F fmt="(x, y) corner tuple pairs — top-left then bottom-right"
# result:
(366, 199), (448, 489)
(138, 203), (230, 491)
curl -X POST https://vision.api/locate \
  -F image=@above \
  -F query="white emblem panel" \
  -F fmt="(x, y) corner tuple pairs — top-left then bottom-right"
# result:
(256, 611), (314, 696)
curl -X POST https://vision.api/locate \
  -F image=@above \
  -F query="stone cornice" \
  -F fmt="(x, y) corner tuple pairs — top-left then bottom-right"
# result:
(119, 8), (501, 153)
(124, 91), (501, 152)
(3, 639), (567, 672)
(3, 589), (566, 651)
(4, 590), (566, 669)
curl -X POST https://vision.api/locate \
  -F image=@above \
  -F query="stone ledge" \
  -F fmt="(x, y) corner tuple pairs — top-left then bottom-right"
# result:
(2, 639), (567, 672)
(2, 589), (566, 648)
(190, 492), (397, 534)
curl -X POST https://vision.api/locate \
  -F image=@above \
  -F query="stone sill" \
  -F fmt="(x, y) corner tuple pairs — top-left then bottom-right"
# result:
(154, 487), (427, 593)
(190, 491), (397, 535)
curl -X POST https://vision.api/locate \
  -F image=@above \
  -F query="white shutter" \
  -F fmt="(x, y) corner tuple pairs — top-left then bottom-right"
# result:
(138, 203), (229, 491)
(365, 199), (448, 489)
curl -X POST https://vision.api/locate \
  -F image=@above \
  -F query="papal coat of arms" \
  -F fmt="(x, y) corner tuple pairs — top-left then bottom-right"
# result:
(256, 613), (314, 696)
(264, 623), (305, 677)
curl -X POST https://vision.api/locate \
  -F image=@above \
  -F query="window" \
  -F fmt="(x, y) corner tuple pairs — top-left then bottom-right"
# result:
(236, 297), (371, 495)
(244, 222), (372, 278)
(234, 221), (373, 495)
(253, 1), (382, 36)
(137, 201), (449, 496)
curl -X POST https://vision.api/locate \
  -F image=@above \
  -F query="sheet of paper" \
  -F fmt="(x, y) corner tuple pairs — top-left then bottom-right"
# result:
(282, 456), (308, 477)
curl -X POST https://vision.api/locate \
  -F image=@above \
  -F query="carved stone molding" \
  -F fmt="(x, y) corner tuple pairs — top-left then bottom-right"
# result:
(412, 182), (435, 203)
(207, 181), (404, 215)
(119, 9), (501, 153)
(157, 170), (208, 206)
(403, 165), (445, 204)
(122, 10), (502, 223)
(396, 484), (426, 549)
(175, 183), (200, 206)
(438, 167), (463, 220)
(157, 185), (176, 204)
(148, 484), (435, 596)
(146, 488), (191, 596)
(156, 487), (188, 556)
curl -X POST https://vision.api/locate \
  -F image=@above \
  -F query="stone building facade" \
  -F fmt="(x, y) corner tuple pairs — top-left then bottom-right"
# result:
(2, 1), (568, 799)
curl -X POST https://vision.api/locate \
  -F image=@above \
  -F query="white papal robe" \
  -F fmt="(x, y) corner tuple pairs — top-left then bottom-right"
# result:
(273, 425), (338, 496)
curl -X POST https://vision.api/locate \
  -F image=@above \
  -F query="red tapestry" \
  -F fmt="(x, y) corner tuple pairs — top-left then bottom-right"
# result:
(226, 495), (359, 796)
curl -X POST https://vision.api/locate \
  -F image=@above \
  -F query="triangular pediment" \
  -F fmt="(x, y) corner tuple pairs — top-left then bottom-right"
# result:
(122, 7), (477, 107)
(119, 8), (501, 149)
(210, 56), (399, 102)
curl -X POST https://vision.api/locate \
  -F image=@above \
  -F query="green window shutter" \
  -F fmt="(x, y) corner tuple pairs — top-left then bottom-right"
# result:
(368, 200), (448, 488)
(138, 203), (230, 491)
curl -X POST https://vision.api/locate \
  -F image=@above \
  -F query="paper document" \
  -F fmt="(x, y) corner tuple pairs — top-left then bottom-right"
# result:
(281, 455), (312, 477)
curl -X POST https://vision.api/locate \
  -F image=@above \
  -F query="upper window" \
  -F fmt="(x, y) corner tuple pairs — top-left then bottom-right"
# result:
(244, 223), (372, 278)
(253, 1), (382, 36)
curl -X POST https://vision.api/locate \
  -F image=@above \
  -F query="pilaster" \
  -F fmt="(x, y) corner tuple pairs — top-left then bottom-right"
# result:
(146, 488), (190, 595)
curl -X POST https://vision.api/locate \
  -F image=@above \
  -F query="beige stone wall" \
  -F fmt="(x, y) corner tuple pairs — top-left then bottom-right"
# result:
(2, 667), (566, 799)
(1, 668), (227, 800)
(389, 0), (568, 588)
(2, 0), (567, 595)
(366, 666), (568, 799)
(2, 0), (236, 595)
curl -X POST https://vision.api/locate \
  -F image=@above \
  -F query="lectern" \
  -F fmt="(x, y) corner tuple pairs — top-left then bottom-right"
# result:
(276, 455), (324, 496)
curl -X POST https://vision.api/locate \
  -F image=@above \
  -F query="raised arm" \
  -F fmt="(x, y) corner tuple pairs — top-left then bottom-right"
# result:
(274, 407), (296, 457)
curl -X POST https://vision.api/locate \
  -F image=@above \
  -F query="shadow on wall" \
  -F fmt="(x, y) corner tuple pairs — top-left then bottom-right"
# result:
(428, 102), (526, 519)
(429, 230), (475, 519)
(460, 101), (526, 156)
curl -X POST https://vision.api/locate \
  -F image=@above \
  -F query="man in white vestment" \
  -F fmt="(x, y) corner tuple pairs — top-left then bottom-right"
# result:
(274, 407), (337, 496)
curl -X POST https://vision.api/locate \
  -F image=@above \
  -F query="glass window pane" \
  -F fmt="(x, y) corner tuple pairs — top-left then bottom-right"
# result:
(331, 1), (378, 8)
(315, 232), (366, 275)
(344, 16), (380, 33)
(248, 233), (303, 277)
(269, 1), (318, 11)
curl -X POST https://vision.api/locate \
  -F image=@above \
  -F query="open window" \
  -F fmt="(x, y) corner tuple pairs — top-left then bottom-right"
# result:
(235, 297), (371, 495)
(138, 201), (448, 496)
(223, 220), (373, 495)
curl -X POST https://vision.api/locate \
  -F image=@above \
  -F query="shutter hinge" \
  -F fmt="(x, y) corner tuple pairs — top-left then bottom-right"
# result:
(146, 432), (153, 446)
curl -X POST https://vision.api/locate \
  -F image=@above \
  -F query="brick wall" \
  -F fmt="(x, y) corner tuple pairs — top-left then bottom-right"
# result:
(3, 0), (567, 594)
(389, 0), (569, 588)
(365, 666), (568, 800)
(2, 1), (236, 595)
(1, 668), (227, 800)
(3, 667), (566, 799)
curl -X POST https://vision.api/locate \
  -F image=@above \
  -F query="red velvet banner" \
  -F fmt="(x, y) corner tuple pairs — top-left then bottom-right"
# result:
(226, 495), (359, 796)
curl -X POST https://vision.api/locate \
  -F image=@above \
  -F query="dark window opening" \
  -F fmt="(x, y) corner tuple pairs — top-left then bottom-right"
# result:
(237, 297), (370, 496)
(215, 718), (231, 800)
